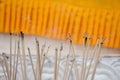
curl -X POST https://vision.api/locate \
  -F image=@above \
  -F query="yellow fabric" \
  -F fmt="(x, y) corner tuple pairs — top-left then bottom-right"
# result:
(0, 0), (120, 48)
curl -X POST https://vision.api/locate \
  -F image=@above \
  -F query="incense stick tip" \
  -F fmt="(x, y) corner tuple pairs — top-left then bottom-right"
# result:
(20, 31), (24, 39)
(10, 32), (12, 35)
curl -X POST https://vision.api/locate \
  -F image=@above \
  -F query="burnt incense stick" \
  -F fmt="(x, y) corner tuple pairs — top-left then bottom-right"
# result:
(20, 32), (27, 80)
(35, 38), (41, 80)
(17, 39), (25, 80)
(91, 38), (105, 80)
(14, 40), (20, 80)
(80, 34), (87, 80)
(54, 48), (58, 80)
(12, 39), (16, 80)
(41, 46), (50, 77)
(67, 58), (75, 80)
(83, 35), (91, 80)
(2, 53), (10, 80)
(28, 48), (36, 80)
(0, 57), (7, 80)
(41, 45), (50, 65)
(63, 54), (69, 80)
(12, 35), (18, 80)
(0, 32), (106, 80)
(68, 34), (79, 80)
(9, 33), (12, 80)
(56, 43), (63, 80)
(85, 37), (100, 80)
(41, 43), (46, 61)
(71, 43), (79, 80)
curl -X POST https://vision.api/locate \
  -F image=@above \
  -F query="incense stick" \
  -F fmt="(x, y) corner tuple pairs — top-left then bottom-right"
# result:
(9, 33), (12, 80)
(2, 53), (10, 80)
(70, 42), (79, 80)
(62, 54), (69, 80)
(67, 34), (79, 80)
(20, 32), (27, 80)
(56, 43), (63, 80)
(85, 37), (100, 80)
(12, 37), (17, 80)
(82, 35), (91, 80)
(0, 32), (105, 80)
(91, 38), (105, 80)
(28, 48), (36, 80)
(35, 38), (41, 80)
(0, 57), (7, 80)
(54, 48), (58, 80)
(40, 46), (50, 79)
(67, 58), (74, 80)
(41, 43), (46, 63)
(80, 34), (87, 80)
(14, 40), (20, 80)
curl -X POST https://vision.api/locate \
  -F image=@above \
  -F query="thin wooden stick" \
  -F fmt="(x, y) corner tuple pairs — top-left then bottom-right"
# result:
(2, 53), (10, 80)
(67, 58), (74, 80)
(85, 37), (100, 80)
(35, 38), (41, 80)
(14, 40), (20, 80)
(0, 57), (7, 80)
(91, 38), (105, 80)
(82, 35), (91, 80)
(9, 33), (12, 80)
(80, 35), (87, 80)
(40, 46), (50, 77)
(20, 32), (27, 80)
(68, 34), (79, 80)
(56, 43), (63, 80)
(41, 43), (46, 62)
(71, 42), (79, 80)
(12, 36), (17, 80)
(54, 48), (58, 80)
(28, 48), (36, 80)
(63, 54), (70, 80)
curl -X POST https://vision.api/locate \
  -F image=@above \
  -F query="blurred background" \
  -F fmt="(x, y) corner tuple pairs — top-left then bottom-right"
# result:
(0, 0), (120, 49)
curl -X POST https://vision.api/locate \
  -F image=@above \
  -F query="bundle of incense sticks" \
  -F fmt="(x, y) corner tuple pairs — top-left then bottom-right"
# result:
(0, 32), (105, 80)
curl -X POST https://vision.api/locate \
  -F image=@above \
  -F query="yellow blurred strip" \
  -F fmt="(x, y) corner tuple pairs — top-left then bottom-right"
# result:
(30, 0), (38, 34)
(109, 12), (119, 48)
(25, 0), (33, 34)
(11, 0), (17, 33)
(114, 13), (120, 48)
(41, 2), (50, 36)
(71, 8), (78, 42)
(4, 0), (11, 33)
(51, 3), (57, 38)
(57, 4), (65, 39)
(99, 10), (107, 38)
(0, 0), (5, 32)
(21, 0), (28, 33)
(92, 10), (101, 45)
(72, 9), (81, 43)
(78, 10), (84, 44)
(68, 7), (76, 34)
(47, 3), (56, 38)
(36, 3), (44, 35)
(0, 2), (5, 32)
(87, 9), (95, 35)
(55, 5), (64, 39)
(53, 3), (61, 38)
(62, 5), (70, 40)
(15, 0), (23, 34)
(81, 9), (89, 34)
(104, 11), (113, 46)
